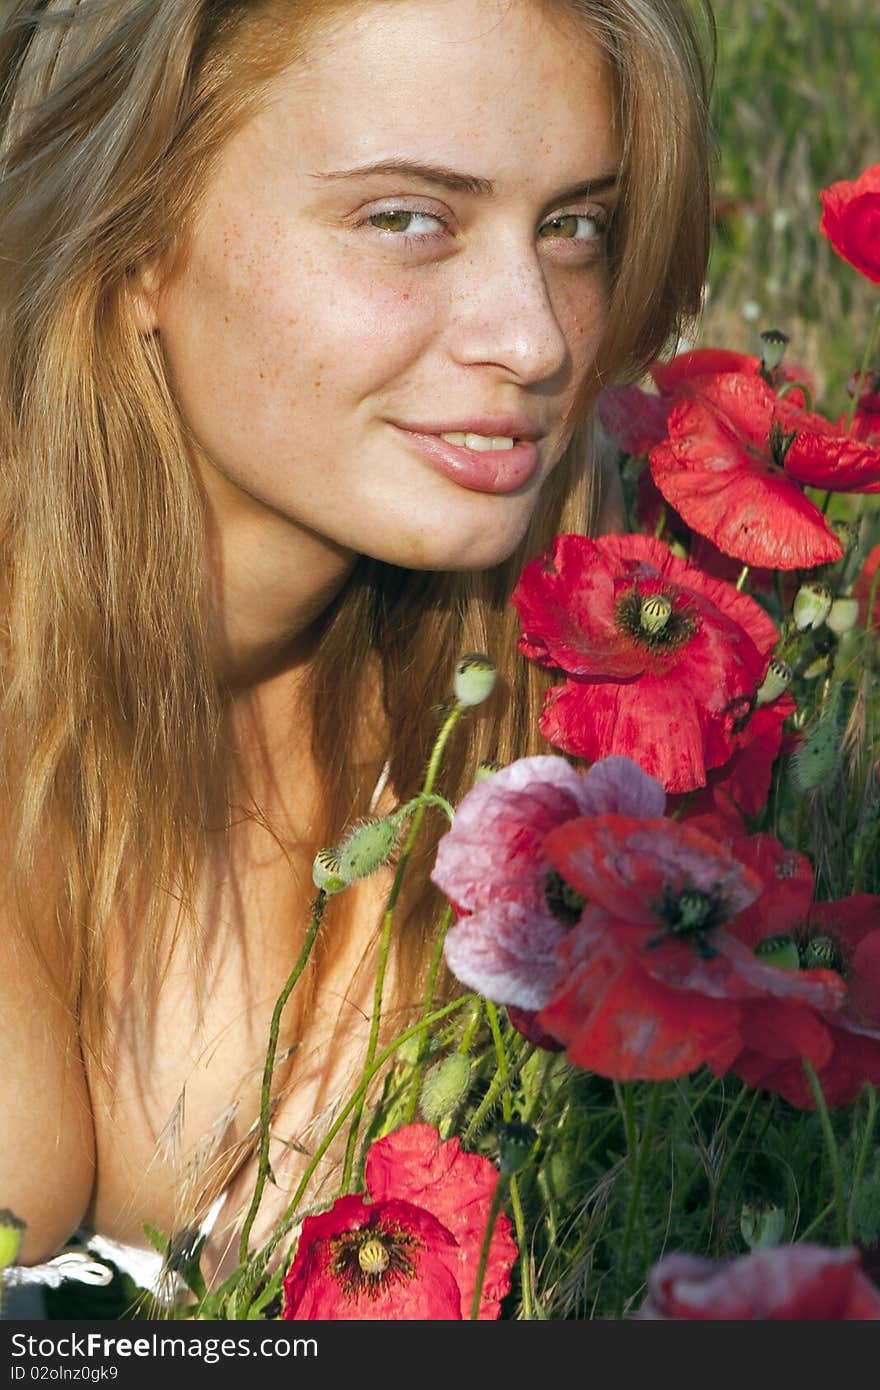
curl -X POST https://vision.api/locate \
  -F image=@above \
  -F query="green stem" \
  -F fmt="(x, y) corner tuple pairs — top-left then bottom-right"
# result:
(486, 1002), (510, 1118)
(614, 1085), (661, 1318)
(237, 891), (327, 1265)
(508, 1174), (533, 1321)
(797, 1198), (837, 1243)
(342, 704), (464, 1188)
(403, 904), (456, 1123)
(457, 997), (484, 1055)
(470, 1180), (507, 1319)
(461, 1034), (528, 1145)
(777, 379), (813, 411)
(713, 1086), (763, 1200)
(844, 301), (880, 432)
(803, 1060), (847, 1244)
(847, 1085), (877, 1242)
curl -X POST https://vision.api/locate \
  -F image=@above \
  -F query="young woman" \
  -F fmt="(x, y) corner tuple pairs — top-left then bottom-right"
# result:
(0, 0), (714, 1290)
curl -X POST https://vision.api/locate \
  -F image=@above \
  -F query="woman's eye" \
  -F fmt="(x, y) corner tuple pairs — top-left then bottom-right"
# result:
(365, 210), (443, 237)
(538, 212), (604, 242)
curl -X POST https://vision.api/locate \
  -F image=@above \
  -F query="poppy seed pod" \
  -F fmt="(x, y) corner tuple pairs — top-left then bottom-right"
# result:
(755, 657), (793, 706)
(754, 933), (800, 972)
(311, 848), (350, 894)
(792, 581), (832, 631)
(740, 1202), (786, 1249)
(453, 653), (497, 708)
(759, 328), (789, 373)
(826, 597), (860, 634)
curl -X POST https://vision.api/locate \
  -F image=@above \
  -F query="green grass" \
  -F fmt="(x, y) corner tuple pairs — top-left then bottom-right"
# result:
(704, 0), (879, 406)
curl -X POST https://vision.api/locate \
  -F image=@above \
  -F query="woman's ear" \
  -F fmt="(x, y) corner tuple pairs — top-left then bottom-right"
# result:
(127, 259), (163, 336)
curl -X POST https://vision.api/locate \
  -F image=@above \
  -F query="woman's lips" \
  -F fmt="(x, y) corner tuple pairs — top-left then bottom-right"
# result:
(391, 425), (540, 494)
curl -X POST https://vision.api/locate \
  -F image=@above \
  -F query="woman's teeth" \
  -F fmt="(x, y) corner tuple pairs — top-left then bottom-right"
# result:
(439, 432), (516, 451)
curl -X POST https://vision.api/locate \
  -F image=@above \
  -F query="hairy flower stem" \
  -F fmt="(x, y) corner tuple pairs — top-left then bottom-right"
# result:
(803, 1060), (847, 1244)
(848, 1085), (877, 1241)
(797, 1198), (837, 1243)
(485, 1001), (533, 1320)
(614, 1085), (661, 1318)
(457, 997), (484, 1054)
(470, 1179), (507, 1320)
(462, 1034), (529, 1145)
(402, 904), (456, 1124)
(237, 891), (327, 1266)
(845, 301), (880, 433)
(342, 705), (463, 1189)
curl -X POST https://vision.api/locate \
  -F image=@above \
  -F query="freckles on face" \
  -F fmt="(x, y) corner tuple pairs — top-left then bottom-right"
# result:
(154, 0), (619, 573)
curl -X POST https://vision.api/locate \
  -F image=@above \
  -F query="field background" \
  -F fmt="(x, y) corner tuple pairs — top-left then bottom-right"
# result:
(703, 0), (878, 405)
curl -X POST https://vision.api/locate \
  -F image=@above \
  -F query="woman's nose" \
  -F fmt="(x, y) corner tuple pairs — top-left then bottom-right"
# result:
(446, 236), (571, 386)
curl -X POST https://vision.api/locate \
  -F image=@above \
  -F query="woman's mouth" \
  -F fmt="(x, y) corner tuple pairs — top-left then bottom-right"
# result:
(391, 425), (541, 494)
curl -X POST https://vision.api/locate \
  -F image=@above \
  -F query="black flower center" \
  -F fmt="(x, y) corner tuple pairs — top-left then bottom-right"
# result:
(649, 882), (728, 958)
(615, 582), (696, 654)
(328, 1221), (419, 1300)
(544, 869), (586, 926)
(769, 417), (799, 468)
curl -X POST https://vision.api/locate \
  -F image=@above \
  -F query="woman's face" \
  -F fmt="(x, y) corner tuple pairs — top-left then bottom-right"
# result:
(149, 0), (619, 576)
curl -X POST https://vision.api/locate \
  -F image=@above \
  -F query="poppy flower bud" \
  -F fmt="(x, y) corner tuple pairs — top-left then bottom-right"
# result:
(311, 848), (350, 894)
(453, 653), (497, 708)
(418, 1053), (471, 1124)
(498, 1120), (538, 1177)
(792, 581), (832, 631)
(826, 597), (860, 634)
(0, 1210), (24, 1270)
(740, 1201), (786, 1249)
(759, 328), (789, 373)
(755, 657), (792, 706)
(754, 933), (800, 971)
(337, 815), (400, 883)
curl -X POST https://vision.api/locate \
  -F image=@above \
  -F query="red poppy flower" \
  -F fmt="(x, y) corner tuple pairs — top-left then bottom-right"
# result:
(732, 894), (880, 1108)
(365, 1124), (518, 1318)
(512, 532), (781, 793)
(853, 544), (880, 630)
(638, 1244), (880, 1319)
(533, 814), (841, 1081)
(281, 1125), (516, 1320)
(597, 348), (811, 457)
(430, 754), (664, 1008)
(820, 162), (880, 284)
(649, 373), (844, 569)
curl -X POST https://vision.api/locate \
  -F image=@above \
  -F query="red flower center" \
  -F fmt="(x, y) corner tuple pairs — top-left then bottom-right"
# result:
(328, 1221), (420, 1300)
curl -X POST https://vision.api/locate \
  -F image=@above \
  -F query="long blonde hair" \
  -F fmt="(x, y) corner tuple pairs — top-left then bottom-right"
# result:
(0, 0), (715, 1077)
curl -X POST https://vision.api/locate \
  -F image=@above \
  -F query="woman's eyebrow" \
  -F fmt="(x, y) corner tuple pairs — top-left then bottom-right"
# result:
(310, 158), (619, 204)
